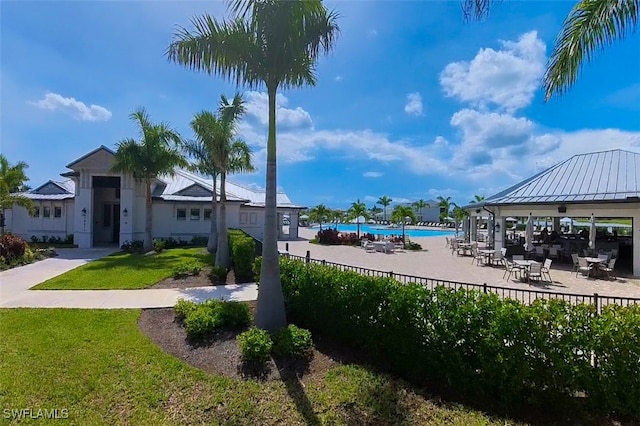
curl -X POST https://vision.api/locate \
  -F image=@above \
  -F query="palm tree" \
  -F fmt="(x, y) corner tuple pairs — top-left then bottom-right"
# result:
(377, 195), (392, 222)
(452, 205), (468, 236)
(184, 111), (223, 254)
(309, 204), (330, 230)
(214, 94), (255, 269)
(167, 0), (340, 332)
(0, 155), (33, 235)
(390, 205), (416, 247)
(469, 194), (485, 204)
(436, 196), (453, 222)
(369, 205), (383, 222)
(462, 0), (639, 100)
(348, 199), (368, 239)
(412, 199), (427, 221)
(111, 108), (186, 252)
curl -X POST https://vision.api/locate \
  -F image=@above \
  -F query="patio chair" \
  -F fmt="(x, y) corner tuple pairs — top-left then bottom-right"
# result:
(548, 247), (559, 261)
(492, 250), (504, 267)
(503, 259), (522, 281)
(512, 254), (524, 261)
(445, 237), (450, 248)
(363, 241), (376, 253)
(528, 262), (543, 284)
(598, 253), (609, 262)
(576, 257), (593, 278)
(384, 241), (396, 253)
(542, 258), (553, 282)
(500, 247), (507, 257)
(571, 253), (579, 273)
(471, 247), (484, 266)
(601, 258), (617, 280)
(611, 249), (618, 259)
(535, 246), (545, 261)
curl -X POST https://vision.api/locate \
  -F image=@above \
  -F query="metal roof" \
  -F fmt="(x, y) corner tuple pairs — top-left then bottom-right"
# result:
(66, 145), (115, 168)
(481, 149), (640, 206)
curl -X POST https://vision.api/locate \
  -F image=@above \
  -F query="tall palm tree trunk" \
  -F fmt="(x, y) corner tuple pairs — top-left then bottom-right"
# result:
(207, 177), (218, 254)
(144, 178), (153, 251)
(255, 85), (287, 332)
(215, 173), (230, 268)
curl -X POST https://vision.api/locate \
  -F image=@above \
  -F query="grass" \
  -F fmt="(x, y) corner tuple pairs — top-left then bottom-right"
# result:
(33, 248), (212, 290)
(0, 308), (518, 425)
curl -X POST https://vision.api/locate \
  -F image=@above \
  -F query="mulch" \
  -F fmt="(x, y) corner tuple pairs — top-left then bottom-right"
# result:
(149, 268), (240, 289)
(137, 303), (365, 382)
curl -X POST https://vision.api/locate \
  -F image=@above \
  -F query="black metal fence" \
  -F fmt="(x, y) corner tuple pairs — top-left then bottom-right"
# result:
(281, 251), (640, 311)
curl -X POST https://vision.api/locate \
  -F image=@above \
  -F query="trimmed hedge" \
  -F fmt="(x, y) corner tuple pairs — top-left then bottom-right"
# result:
(278, 257), (640, 419)
(228, 230), (256, 283)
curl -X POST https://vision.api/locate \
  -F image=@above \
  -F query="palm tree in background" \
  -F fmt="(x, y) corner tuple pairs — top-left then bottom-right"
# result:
(452, 205), (468, 236)
(412, 199), (427, 221)
(469, 194), (485, 204)
(390, 205), (416, 247)
(167, 0), (340, 332)
(0, 155), (33, 235)
(377, 195), (392, 222)
(309, 204), (330, 230)
(369, 205), (383, 222)
(214, 94), (255, 269)
(436, 195), (454, 222)
(111, 108), (186, 252)
(348, 199), (368, 239)
(462, 0), (639, 100)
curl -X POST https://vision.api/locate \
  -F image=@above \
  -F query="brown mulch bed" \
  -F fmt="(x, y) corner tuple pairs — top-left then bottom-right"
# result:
(138, 303), (364, 382)
(149, 268), (240, 289)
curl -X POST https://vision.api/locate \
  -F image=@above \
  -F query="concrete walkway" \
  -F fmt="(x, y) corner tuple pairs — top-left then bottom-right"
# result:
(0, 248), (258, 309)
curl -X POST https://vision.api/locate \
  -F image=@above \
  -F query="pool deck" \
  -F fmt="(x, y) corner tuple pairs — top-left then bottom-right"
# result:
(279, 228), (640, 300)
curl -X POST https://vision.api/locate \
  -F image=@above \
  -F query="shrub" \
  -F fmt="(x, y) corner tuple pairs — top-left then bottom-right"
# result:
(120, 240), (144, 253)
(30, 235), (39, 243)
(219, 301), (252, 328)
(0, 233), (28, 261)
(191, 235), (208, 247)
(272, 324), (313, 359)
(208, 266), (228, 283)
(229, 230), (256, 283)
(405, 242), (422, 250)
(173, 262), (202, 278)
(184, 305), (222, 339)
(153, 239), (166, 253)
(63, 234), (74, 245)
(237, 327), (273, 365)
(174, 299), (197, 322)
(278, 257), (640, 419)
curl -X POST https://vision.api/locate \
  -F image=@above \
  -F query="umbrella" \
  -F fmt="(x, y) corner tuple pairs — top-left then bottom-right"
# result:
(350, 215), (366, 224)
(588, 214), (596, 249)
(299, 214), (309, 220)
(524, 215), (534, 252)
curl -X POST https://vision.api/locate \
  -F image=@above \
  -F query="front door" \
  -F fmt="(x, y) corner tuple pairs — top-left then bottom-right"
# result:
(112, 204), (120, 244)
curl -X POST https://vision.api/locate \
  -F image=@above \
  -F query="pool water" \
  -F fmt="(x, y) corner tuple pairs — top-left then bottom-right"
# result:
(308, 224), (455, 238)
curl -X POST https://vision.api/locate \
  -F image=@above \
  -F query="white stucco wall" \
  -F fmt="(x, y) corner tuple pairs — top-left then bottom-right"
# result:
(6, 200), (74, 241)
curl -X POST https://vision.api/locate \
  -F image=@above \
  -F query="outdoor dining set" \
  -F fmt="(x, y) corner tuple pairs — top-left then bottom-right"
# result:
(446, 237), (618, 284)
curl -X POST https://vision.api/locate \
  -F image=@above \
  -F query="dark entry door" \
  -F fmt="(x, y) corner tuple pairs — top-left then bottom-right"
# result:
(112, 204), (120, 244)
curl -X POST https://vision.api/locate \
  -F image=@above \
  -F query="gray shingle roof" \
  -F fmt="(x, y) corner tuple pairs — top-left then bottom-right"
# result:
(483, 149), (640, 206)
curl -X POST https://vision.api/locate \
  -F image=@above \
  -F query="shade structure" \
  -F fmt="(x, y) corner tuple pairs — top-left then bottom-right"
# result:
(589, 214), (596, 249)
(524, 215), (534, 252)
(299, 214), (309, 220)
(350, 215), (366, 224)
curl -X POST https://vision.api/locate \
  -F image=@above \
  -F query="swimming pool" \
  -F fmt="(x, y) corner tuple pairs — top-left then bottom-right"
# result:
(308, 224), (455, 238)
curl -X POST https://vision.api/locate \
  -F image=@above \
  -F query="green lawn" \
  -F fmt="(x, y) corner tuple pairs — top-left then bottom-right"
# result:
(0, 309), (518, 425)
(34, 248), (212, 290)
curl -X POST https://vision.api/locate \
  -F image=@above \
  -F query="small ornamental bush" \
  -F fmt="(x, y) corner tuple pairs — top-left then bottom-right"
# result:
(237, 327), (273, 365)
(272, 324), (313, 359)
(208, 266), (228, 283)
(184, 305), (222, 339)
(173, 262), (202, 278)
(174, 299), (197, 322)
(190, 235), (208, 247)
(219, 301), (252, 328)
(153, 239), (166, 253)
(0, 233), (28, 261)
(405, 242), (422, 250)
(252, 256), (262, 282)
(228, 230), (256, 283)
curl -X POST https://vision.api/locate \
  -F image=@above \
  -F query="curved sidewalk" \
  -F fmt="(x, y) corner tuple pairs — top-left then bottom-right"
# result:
(0, 248), (257, 309)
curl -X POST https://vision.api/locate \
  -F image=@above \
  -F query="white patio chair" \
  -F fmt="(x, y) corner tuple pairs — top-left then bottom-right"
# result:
(492, 250), (504, 267)
(571, 253), (579, 273)
(542, 258), (553, 282)
(364, 241), (377, 253)
(471, 247), (484, 266)
(601, 258), (617, 280)
(528, 263), (543, 284)
(503, 259), (522, 281)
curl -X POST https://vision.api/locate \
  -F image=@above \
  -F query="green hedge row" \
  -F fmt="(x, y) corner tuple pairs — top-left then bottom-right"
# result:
(228, 230), (256, 283)
(278, 257), (640, 419)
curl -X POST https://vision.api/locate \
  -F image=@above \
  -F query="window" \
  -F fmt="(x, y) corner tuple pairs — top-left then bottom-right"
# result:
(239, 212), (248, 225)
(249, 213), (258, 225)
(43, 206), (51, 218)
(103, 204), (111, 227)
(204, 209), (212, 220)
(31, 207), (40, 217)
(190, 208), (200, 221)
(54, 206), (62, 218)
(177, 208), (186, 221)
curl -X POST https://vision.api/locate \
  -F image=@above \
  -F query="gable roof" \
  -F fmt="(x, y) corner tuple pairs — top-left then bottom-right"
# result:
(479, 149), (640, 207)
(18, 180), (75, 201)
(66, 145), (115, 169)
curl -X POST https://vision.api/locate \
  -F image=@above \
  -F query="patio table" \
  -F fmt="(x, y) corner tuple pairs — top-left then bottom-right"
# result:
(584, 257), (606, 277)
(478, 249), (495, 264)
(513, 259), (540, 282)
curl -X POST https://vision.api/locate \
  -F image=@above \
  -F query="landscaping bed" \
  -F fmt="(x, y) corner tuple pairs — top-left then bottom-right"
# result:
(149, 268), (238, 289)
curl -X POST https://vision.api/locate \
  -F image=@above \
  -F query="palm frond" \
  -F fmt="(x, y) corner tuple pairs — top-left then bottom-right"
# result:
(544, 0), (638, 100)
(460, 0), (499, 21)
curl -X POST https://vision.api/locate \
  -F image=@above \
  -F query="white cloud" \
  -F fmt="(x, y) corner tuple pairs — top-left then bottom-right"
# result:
(404, 92), (423, 116)
(363, 171), (383, 178)
(243, 91), (313, 130)
(439, 31), (546, 113)
(31, 92), (112, 121)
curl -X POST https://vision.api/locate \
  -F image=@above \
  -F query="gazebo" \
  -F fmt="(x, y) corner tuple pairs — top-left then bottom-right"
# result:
(465, 149), (640, 277)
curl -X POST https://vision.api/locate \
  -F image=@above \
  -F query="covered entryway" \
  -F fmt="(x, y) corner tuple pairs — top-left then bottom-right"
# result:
(92, 176), (121, 245)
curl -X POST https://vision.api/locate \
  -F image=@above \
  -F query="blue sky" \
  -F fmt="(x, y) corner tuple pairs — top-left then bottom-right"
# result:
(2, 1), (639, 209)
